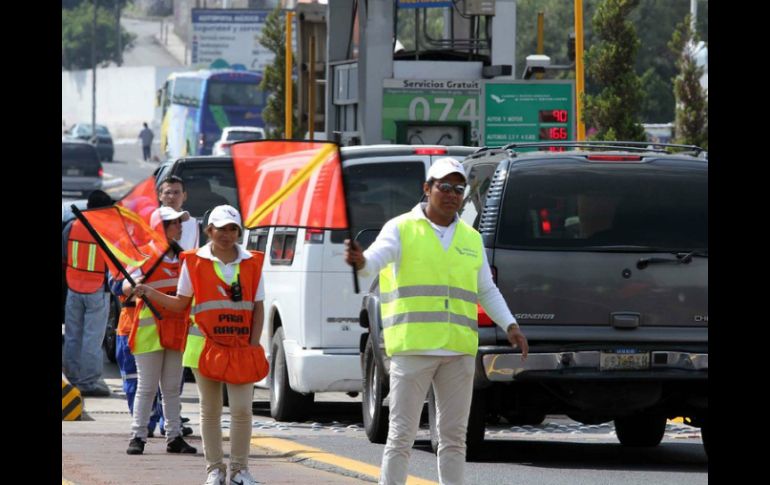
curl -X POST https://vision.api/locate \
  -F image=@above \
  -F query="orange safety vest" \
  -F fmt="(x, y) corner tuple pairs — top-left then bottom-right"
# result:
(66, 221), (107, 294)
(184, 249), (268, 385)
(129, 249), (189, 353)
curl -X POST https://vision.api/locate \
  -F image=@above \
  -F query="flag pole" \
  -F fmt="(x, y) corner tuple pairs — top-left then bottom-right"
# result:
(337, 146), (360, 294)
(71, 206), (163, 320)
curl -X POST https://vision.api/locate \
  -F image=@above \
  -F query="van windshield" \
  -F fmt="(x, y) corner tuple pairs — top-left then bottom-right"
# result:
(496, 164), (708, 251)
(331, 161), (426, 243)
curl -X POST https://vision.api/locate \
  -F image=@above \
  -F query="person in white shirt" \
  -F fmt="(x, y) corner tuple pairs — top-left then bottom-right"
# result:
(345, 157), (528, 485)
(158, 175), (200, 251)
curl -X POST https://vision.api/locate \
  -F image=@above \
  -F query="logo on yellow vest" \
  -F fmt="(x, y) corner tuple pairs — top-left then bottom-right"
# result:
(454, 247), (479, 258)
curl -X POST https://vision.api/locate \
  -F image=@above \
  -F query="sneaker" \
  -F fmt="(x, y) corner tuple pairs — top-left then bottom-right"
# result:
(229, 469), (262, 485)
(204, 468), (226, 485)
(182, 426), (194, 437)
(166, 436), (197, 454)
(147, 429), (155, 438)
(126, 437), (145, 455)
(181, 416), (191, 424)
(80, 386), (111, 397)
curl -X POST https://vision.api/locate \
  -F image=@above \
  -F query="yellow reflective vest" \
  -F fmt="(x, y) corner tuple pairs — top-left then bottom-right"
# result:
(380, 215), (483, 356)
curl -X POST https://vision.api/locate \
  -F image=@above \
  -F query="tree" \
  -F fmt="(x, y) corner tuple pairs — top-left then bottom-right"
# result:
(259, 6), (300, 139)
(582, 0), (646, 141)
(668, 14), (707, 149)
(62, 1), (135, 70)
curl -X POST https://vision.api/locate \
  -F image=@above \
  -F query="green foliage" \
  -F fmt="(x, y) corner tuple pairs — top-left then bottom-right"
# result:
(583, 0), (646, 141)
(516, 0), (707, 123)
(668, 15), (707, 149)
(62, 2), (135, 70)
(259, 6), (300, 139)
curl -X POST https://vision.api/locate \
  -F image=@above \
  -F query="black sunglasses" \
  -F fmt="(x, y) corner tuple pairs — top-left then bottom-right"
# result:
(434, 182), (466, 195)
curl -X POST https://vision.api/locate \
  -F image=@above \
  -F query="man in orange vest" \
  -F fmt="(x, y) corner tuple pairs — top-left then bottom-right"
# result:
(63, 190), (114, 396)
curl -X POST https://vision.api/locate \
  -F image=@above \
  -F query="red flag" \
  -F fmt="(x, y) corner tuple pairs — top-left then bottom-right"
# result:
(117, 175), (158, 225)
(77, 205), (168, 278)
(231, 140), (348, 230)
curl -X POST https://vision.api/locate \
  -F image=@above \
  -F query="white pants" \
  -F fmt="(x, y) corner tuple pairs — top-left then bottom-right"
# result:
(132, 349), (184, 440)
(380, 354), (475, 485)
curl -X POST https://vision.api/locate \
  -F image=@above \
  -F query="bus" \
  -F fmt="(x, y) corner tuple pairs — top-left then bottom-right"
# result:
(158, 69), (267, 159)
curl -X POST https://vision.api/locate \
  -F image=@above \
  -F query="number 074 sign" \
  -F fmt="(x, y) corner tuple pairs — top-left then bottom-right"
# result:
(382, 79), (480, 144)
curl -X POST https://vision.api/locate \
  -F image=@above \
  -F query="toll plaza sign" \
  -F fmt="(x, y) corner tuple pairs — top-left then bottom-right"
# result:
(481, 81), (575, 148)
(191, 9), (274, 72)
(382, 79), (480, 145)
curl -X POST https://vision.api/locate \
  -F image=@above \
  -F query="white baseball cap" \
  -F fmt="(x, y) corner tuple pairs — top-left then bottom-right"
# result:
(208, 204), (242, 229)
(150, 206), (190, 232)
(427, 157), (467, 182)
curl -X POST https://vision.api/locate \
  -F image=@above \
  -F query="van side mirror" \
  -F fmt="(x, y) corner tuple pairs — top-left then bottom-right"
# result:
(354, 228), (380, 251)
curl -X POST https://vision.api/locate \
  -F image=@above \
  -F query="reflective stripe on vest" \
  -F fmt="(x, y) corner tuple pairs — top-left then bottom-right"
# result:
(380, 216), (483, 356)
(182, 317), (205, 369)
(131, 253), (185, 354)
(66, 221), (107, 293)
(132, 314), (163, 355)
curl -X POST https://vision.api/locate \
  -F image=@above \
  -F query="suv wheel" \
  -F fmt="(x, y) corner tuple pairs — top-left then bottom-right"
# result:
(614, 414), (667, 447)
(428, 388), (485, 458)
(362, 336), (389, 443)
(269, 327), (313, 421)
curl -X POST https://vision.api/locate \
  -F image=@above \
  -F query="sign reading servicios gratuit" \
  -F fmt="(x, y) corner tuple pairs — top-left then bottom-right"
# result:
(382, 79), (480, 145)
(482, 81), (575, 148)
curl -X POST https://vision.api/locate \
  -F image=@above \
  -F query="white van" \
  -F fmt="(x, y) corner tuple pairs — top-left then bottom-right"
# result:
(244, 145), (476, 421)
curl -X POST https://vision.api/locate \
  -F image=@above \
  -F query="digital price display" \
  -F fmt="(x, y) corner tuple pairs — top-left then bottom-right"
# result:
(538, 109), (569, 123)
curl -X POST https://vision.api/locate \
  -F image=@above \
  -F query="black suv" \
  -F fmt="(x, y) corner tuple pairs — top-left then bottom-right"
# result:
(358, 142), (708, 457)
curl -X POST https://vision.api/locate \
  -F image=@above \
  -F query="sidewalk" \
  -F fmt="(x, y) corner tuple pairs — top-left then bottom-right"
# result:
(154, 17), (187, 66)
(62, 357), (370, 484)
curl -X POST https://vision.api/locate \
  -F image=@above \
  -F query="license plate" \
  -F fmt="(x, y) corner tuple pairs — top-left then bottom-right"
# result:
(600, 351), (650, 371)
(66, 168), (81, 176)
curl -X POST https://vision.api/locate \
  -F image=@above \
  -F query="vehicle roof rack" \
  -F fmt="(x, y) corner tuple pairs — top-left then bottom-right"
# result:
(502, 141), (706, 156)
(469, 146), (510, 158)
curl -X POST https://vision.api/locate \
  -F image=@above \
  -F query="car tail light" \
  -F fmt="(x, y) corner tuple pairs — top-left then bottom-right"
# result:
(586, 155), (642, 162)
(477, 304), (494, 327)
(305, 228), (324, 243)
(414, 148), (447, 155)
(97, 167), (103, 177)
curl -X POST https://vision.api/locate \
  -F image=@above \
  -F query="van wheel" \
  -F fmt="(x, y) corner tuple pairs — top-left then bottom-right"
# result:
(614, 414), (667, 447)
(429, 388), (485, 458)
(362, 337), (389, 444)
(269, 327), (313, 421)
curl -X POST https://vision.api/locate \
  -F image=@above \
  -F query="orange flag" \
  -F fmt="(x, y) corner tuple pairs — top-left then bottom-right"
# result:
(231, 140), (349, 230)
(117, 175), (158, 225)
(76, 205), (168, 278)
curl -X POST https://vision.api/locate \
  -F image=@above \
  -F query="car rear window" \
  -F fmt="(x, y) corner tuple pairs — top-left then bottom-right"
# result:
(496, 164), (708, 251)
(227, 131), (264, 141)
(174, 164), (239, 218)
(62, 143), (100, 174)
(331, 161), (426, 243)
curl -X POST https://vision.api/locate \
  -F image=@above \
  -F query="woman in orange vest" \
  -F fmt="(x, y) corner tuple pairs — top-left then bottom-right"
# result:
(133, 205), (267, 485)
(124, 206), (197, 456)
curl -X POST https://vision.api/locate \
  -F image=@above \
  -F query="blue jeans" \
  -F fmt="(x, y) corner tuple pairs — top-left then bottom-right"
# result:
(63, 290), (109, 390)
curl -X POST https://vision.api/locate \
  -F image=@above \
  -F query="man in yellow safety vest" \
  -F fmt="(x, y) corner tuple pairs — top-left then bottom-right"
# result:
(345, 157), (528, 485)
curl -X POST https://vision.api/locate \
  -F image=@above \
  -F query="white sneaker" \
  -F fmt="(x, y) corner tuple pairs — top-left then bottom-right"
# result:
(230, 469), (262, 485)
(204, 468), (226, 485)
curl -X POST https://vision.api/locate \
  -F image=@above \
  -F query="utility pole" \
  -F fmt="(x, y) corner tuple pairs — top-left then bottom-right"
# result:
(574, 0), (586, 141)
(92, 0), (98, 139)
(116, 0), (122, 66)
(690, 0), (697, 34)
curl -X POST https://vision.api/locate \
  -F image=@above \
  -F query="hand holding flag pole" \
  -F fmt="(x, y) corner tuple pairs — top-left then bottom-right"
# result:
(71, 205), (163, 320)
